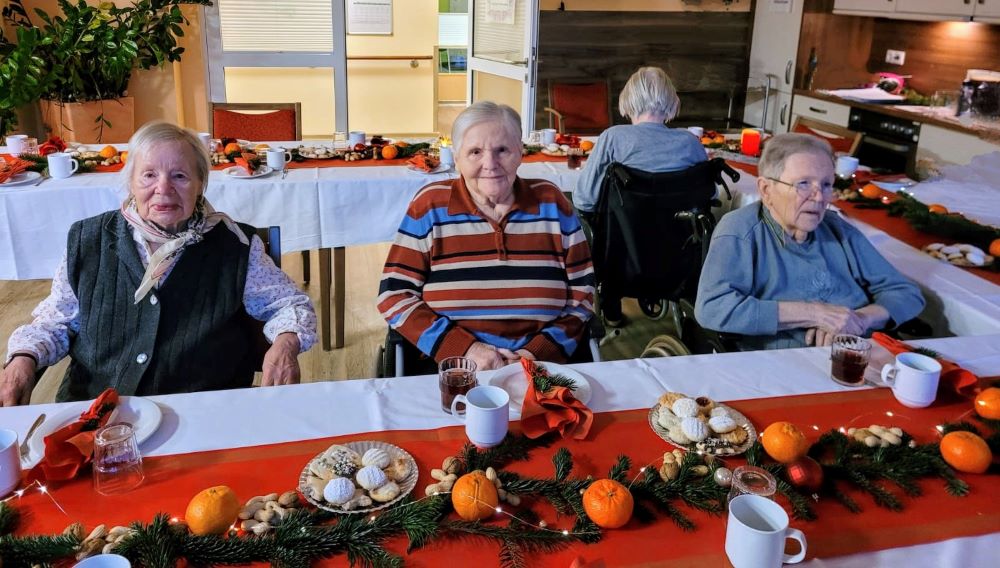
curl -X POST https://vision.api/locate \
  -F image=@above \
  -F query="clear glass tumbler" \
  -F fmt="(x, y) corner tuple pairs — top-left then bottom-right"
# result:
(439, 356), (478, 414)
(93, 423), (144, 495)
(727, 465), (777, 506)
(830, 334), (871, 387)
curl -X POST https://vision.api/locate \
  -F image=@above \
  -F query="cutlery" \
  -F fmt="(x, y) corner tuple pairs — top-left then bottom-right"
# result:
(19, 413), (46, 460)
(32, 174), (46, 186)
(281, 168), (288, 180)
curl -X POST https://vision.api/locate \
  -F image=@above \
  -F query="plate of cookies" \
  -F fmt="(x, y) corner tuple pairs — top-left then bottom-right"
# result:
(298, 440), (418, 514)
(648, 392), (757, 456)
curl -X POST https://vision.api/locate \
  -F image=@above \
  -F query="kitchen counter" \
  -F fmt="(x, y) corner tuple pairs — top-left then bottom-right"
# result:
(795, 89), (1000, 145)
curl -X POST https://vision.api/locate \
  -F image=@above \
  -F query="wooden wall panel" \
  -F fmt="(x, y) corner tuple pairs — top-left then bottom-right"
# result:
(535, 10), (752, 129)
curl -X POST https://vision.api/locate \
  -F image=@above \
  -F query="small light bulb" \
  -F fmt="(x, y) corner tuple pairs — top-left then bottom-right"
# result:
(640, 466), (646, 472)
(886, 411), (894, 417)
(812, 425), (820, 431)
(38, 485), (48, 494)
(170, 517), (180, 523)
(495, 506), (502, 513)
(936, 425), (945, 432)
(562, 529), (569, 536)
(14, 489), (25, 497)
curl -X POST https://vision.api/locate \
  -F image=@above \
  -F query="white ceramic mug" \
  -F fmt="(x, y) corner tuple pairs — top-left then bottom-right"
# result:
(726, 494), (807, 568)
(5, 134), (28, 155)
(835, 155), (860, 179)
(197, 132), (213, 151)
(265, 147), (292, 170)
(348, 131), (366, 146)
(0, 429), (21, 498)
(439, 146), (454, 167)
(687, 126), (705, 138)
(47, 152), (79, 179)
(451, 385), (510, 448)
(541, 128), (557, 145)
(881, 352), (942, 408)
(72, 553), (132, 568)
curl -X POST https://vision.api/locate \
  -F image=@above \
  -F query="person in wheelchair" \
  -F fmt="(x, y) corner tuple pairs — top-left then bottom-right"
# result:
(573, 66), (707, 326)
(694, 133), (925, 350)
(378, 101), (595, 373)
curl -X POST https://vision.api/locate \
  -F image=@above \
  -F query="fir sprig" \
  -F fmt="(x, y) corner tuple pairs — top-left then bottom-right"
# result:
(459, 433), (553, 473)
(0, 501), (19, 536)
(529, 365), (578, 394)
(0, 533), (81, 568)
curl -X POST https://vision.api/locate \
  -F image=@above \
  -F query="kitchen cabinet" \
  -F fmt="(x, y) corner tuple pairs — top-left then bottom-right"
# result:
(833, 0), (896, 16)
(974, 0), (1000, 21)
(836, 0), (1000, 21)
(791, 95), (851, 128)
(895, 0), (974, 18)
(917, 124), (1000, 166)
(743, 0), (803, 133)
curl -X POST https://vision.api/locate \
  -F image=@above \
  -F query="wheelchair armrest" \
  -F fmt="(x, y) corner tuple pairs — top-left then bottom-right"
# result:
(886, 318), (934, 340)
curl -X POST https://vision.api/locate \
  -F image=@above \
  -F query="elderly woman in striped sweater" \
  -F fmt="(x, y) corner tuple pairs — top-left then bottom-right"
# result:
(378, 102), (595, 372)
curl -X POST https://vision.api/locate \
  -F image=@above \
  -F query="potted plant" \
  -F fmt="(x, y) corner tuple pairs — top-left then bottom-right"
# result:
(0, 0), (210, 143)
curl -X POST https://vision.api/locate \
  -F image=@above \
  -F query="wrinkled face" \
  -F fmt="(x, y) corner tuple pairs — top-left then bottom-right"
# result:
(131, 140), (203, 233)
(455, 120), (522, 204)
(759, 151), (835, 237)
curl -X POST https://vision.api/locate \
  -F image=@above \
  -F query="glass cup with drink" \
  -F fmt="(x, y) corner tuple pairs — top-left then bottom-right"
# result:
(566, 147), (584, 170)
(439, 356), (477, 414)
(93, 423), (145, 495)
(830, 334), (871, 387)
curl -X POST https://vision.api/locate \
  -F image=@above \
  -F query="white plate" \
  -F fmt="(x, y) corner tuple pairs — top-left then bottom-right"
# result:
(24, 396), (163, 466)
(298, 440), (418, 514)
(0, 171), (42, 187)
(872, 179), (916, 192)
(223, 165), (273, 179)
(406, 163), (451, 175)
(486, 361), (592, 419)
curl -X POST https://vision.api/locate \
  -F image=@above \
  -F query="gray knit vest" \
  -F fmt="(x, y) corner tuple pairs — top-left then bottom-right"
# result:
(57, 211), (257, 401)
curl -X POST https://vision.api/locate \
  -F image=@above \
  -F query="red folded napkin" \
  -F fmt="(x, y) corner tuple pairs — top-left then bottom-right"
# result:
(519, 359), (593, 440)
(27, 388), (120, 482)
(871, 333), (980, 398)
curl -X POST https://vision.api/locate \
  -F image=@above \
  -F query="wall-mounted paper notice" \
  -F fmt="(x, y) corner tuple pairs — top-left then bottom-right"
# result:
(485, 0), (516, 25)
(347, 0), (393, 35)
(769, 0), (792, 13)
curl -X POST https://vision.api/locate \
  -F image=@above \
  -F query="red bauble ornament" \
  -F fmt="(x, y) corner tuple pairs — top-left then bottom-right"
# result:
(785, 457), (824, 492)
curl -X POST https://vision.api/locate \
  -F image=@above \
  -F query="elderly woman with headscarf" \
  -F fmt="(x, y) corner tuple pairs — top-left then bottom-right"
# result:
(0, 121), (316, 405)
(378, 101), (594, 372)
(573, 66), (707, 326)
(695, 133), (924, 350)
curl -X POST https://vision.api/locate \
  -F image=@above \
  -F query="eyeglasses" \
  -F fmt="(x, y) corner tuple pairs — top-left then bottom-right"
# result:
(765, 177), (835, 198)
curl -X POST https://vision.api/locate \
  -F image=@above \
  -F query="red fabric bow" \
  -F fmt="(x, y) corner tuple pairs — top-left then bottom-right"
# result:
(27, 388), (120, 482)
(519, 359), (593, 440)
(871, 333), (980, 398)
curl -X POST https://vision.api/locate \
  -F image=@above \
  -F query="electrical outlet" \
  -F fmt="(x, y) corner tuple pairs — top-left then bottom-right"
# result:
(886, 49), (906, 66)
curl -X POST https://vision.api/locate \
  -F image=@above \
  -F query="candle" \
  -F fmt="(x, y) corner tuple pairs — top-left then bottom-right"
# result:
(741, 128), (762, 157)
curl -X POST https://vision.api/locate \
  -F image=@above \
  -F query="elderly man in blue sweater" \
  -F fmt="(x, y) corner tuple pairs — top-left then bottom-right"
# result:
(695, 133), (925, 350)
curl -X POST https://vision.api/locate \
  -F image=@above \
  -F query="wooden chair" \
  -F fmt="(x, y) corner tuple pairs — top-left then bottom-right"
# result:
(543, 79), (613, 135)
(210, 102), (302, 142)
(791, 116), (863, 155)
(248, 226), (283, 371)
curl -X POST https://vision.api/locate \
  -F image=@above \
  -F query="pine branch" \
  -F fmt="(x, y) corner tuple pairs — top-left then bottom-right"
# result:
(0, 501), (19, 536)
(607, 454), (630, 483)
(439, 520), (578, 568)
(460, 433), (553, 473)
(530, 365), (578, 394)
(831, 486), (862, 513)
(0, 534), (80, 568)
(553, 447), (573, 482)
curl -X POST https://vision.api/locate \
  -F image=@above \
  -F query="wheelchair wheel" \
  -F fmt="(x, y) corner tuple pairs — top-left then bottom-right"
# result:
(639, 298), (668, 320)
(640, 334), (691, 358)
(374, 344), (396, 378)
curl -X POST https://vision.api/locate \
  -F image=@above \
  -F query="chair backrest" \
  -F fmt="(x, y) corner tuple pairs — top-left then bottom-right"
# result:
(211, 102), (302, 141)
(791, 116), (862, 155)
(247, 226), (282, 371)
(254, 226), (282, 268)
(546, 80), (612, 134)
(591, 158), (740, 302)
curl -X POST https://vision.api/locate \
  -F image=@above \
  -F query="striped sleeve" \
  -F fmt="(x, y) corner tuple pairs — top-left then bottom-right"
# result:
(377, 184), (478, 361)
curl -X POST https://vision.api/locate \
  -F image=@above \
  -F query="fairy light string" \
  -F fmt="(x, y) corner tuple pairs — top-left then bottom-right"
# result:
(2, 479), (70, 516)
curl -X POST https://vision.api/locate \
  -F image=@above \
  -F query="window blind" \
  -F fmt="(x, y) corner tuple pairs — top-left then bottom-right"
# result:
(438, 13), (468, 46)
(471, 0), (526, 64)
(219, 0), (333, 52)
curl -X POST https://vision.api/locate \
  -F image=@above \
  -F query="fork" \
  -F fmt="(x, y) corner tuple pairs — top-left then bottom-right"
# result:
(19, 413), (46, 460)
(281, 168), (288, 180)
(31, 174), (46, 186)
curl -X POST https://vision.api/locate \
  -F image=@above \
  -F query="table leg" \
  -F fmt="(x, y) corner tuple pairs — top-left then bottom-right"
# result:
(319, 248), (331, 351)
(333, 246), (345, 349)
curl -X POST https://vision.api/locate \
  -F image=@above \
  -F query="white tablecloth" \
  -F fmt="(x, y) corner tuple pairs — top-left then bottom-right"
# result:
(2, 335), (998, 567)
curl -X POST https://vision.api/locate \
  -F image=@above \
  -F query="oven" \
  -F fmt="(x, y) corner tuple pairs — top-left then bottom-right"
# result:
(847, 107), (921, 177)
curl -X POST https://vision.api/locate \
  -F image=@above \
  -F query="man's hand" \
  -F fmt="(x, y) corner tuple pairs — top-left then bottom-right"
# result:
(464, 342), (508, 371)
(1, 355), (37, 406)
(261, 333), (301, 387)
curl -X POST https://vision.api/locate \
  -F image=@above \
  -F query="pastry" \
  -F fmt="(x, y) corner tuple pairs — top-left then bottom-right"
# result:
(305, 476), (327, 501)
(667, 425), (691, 445)
(672, 398), (700, 418)
(658, 392), (686, 408)
(709, 406), (732, 419)
(322, 477), (356, 506)
(369, 481), (401, 503)
(681, 416), (710, 442)
(694, 396), (717, 416)
(356, 465), (388, 491)
(323, 445), (362, 477)
(720, 426), (749, 445)
(362, 448), (391, 469)
(309, 458), (336, 480)
(709, 415), (738, 434)
(657, 406), (680, 430)
(385, 456), (413, 482)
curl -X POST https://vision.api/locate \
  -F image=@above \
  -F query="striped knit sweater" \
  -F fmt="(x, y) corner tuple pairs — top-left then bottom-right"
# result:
(378, 176), (595, 363)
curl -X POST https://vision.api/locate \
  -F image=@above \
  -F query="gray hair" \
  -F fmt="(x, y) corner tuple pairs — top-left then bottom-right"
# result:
(451, 101), (522, 153)
(618, 67), (681, 121)
(758, 133), (834, 180)
(121, 121), (210, 196)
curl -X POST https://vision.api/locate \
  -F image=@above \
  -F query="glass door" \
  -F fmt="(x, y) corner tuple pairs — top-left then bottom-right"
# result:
(466, 0), (539, 132)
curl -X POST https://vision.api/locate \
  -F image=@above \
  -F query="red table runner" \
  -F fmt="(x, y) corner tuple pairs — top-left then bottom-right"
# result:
(14, 388), (998, 566)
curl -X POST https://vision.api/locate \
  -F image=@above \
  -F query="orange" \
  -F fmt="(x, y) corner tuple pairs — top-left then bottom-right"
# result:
(974, 387), (1000, 420)
(185, 485), (240, 535)
(120, 151), (128, 164)
(928, 204), (949, 214)
(395, 141), (409, 148)
(860, 183), (881, 200)
(700, 136), (713, 145)
(989, 238), (1000, 257)
(223, 142), (243, 155)
(99, 145), (118, 159)
(254, 143), (271, 152)
(761, 421), (810, 464)
(381, 145), (399, 160)
(583, 479), (633, 529)
(580, 140), (595, 152)
(940, 431), (992, 474)
(451, 471), (498, 521)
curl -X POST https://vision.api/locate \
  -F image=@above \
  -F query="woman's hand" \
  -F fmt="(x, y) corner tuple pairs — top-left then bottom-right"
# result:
(0, 355), (37, 406)
(262, 333), (301, 387)
(464, 342), (508, 371)
(812, 304), (868, 337)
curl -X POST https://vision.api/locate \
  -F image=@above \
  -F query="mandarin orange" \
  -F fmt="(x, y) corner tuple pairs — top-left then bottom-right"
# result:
(928, 204), (949, 214)
(974, 387), (1000, 420)
(381, 145), (399, 160)
(860, 183), (881, 199)
(580, 140), (595, 152)
(451, 471), (498, 521)
(185, 485), (240, 535)
(223, 142), (243, 155)
(989, 238), (1000, 257)
(940, 431), (992, 474)
(99, 145), (118, 159)
(583, 479), (633, 529)
(761, 421), (810, 464)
